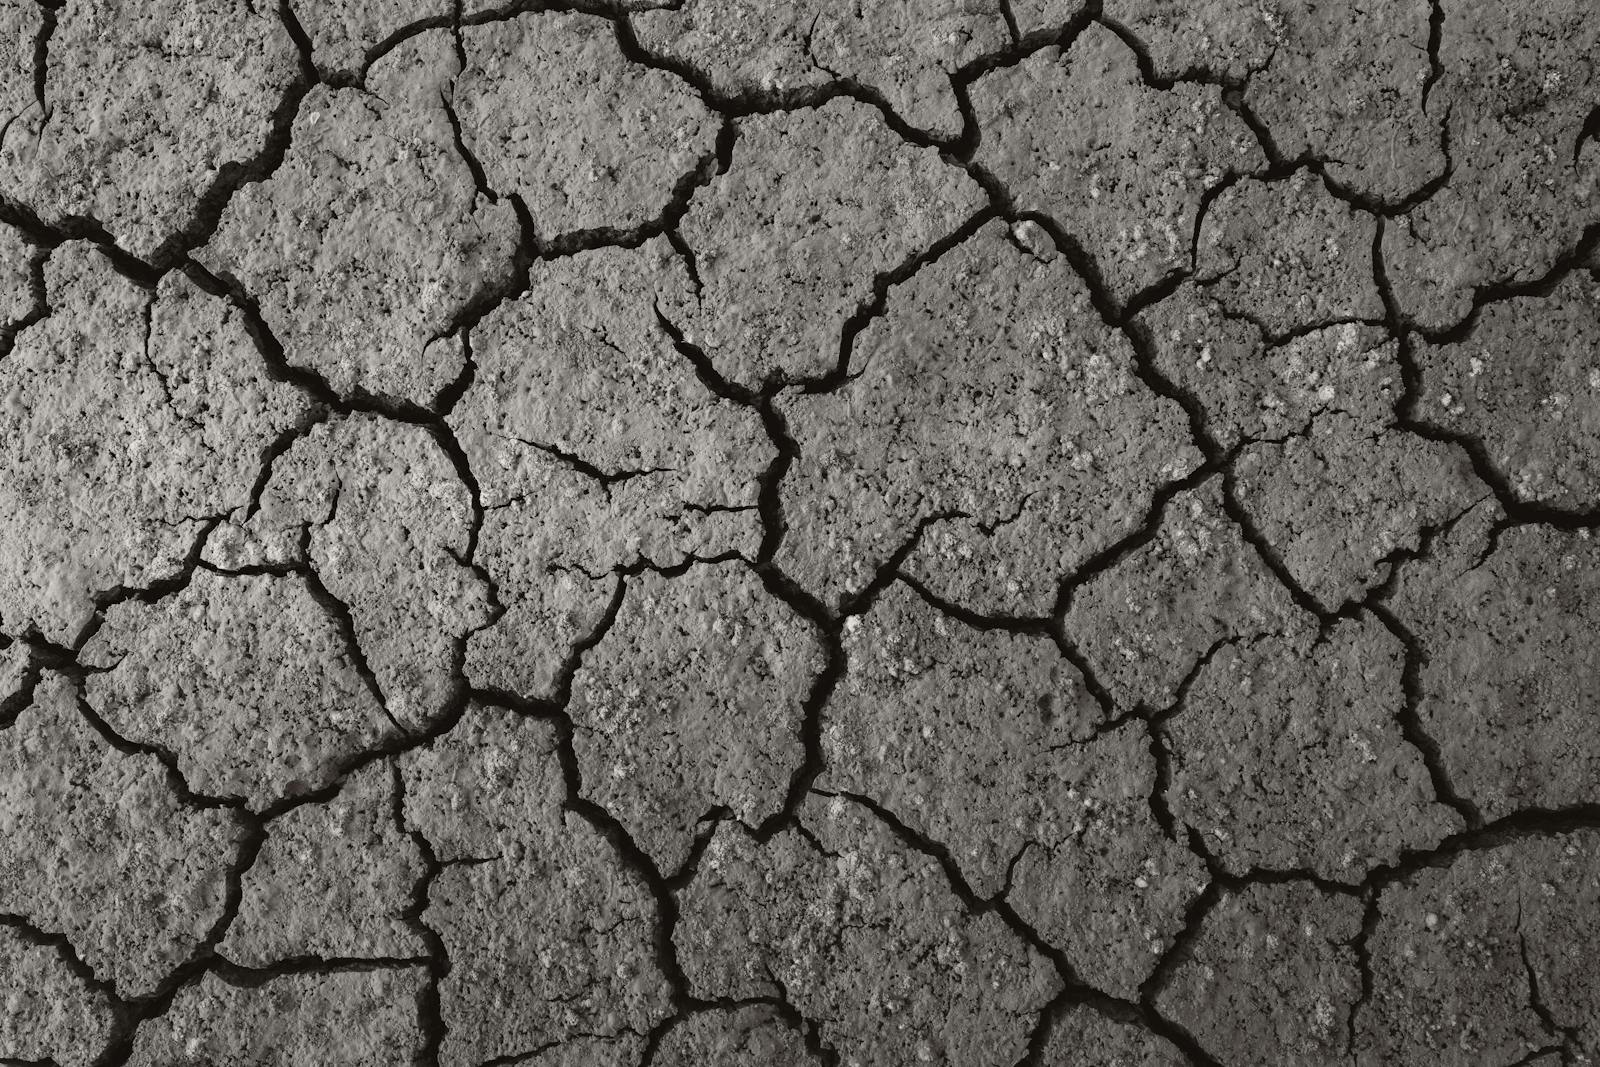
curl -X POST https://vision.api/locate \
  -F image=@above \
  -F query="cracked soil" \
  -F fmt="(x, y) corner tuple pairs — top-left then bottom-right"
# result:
(1, 0), (1599, 1065)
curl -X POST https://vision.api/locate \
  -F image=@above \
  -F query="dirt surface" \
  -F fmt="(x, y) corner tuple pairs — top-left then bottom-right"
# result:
(1, 1), (1598, 1065)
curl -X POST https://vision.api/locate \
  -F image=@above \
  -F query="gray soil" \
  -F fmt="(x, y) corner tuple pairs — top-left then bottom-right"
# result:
(0, 1), (1597, 1065)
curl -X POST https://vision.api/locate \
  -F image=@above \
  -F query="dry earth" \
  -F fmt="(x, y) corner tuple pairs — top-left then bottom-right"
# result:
(1, 0), (1599, 1065)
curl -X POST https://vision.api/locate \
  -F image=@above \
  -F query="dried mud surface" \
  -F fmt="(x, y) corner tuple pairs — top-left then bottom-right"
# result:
(1, 1), (1599, 1065)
